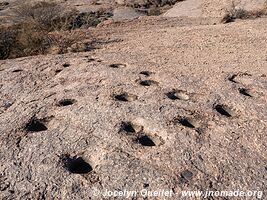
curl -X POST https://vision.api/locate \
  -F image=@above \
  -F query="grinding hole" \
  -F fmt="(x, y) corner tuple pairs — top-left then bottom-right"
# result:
(140, 71), (152, 77)
(62, 63), (70, 68)
(120, 121), (136, 133)
(166, 90), (189, 101)
(239, 88), (252, 97)
(109, 64), (126, 68)
(55, 69), (62, 74)
(137, 135), (156, 147)
(61, 155), (93, 174)
(228, 74), (237, 83)
(25, 118), (47, 132)
(139, 80), (158, 86)
(57, 99), (76, 107)
(166, 91), (179, 100)
(178, 118), (195, 128)
(214, 104), (232, 117)
(143, 183), (149, 188)
(88, 58), (95, 62)
(114, 93), (137, 102)
(12, 69), (23, 73)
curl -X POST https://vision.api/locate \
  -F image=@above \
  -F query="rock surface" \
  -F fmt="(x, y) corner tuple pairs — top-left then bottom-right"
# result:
(164, 0), (267, 18)
(113, 7), (144, 21)
(0, 1), (267, 200)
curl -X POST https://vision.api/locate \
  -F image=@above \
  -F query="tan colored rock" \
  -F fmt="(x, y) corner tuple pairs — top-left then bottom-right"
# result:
(164, 0), (267, 18)
(0, 1), (266, 199)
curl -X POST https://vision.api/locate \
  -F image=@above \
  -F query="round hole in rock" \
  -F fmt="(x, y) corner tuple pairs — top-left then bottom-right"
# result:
(55, 69), (62, 74)
(12, 69), (23, 73)
(25, 118), (47, 132)
(178, 118), (195, 128)
(114, 93), (128, 102)
(114, 93), (137, 102)
(62, 63), (70, 68)
(120, 121), (136, 133)
(140, 71), (152, 77)
(137, 135), (156, 147)
(62, 155), (93, 174)
(228, 74), (237, 83)
(166, 91), (179, 100)
(109, 64), (126, 68)
(139, 80), (158, 86)
(143, 183), (149, 188)
(166, 90), (189, 101)
(214, 104), (232, 117)
(239, 88), (252, 97)
(87, 58), (95, 62)
(57, 99), (76, 107)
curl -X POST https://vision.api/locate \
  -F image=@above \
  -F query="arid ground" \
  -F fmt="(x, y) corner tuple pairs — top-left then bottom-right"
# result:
(0, 0), (266, 199)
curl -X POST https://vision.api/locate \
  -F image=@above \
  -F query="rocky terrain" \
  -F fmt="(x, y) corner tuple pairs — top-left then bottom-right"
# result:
(0, 0), (267, 199)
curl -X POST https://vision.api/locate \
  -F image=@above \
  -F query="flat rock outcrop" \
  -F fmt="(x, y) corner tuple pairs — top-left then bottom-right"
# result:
(0, 1), (266, 200)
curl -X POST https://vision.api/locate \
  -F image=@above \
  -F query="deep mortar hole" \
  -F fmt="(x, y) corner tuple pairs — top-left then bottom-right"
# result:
(88, 58), (95, 62)
(55, 69), (62, 74)
(178, 118), (195, 128)
(12, 69), (23, 73)
(239, 88), (252, 97)
(25, 118), (47, 132)
(140, 71), (152, 77)
(109, 64), (126, 68)
(137, 135), (156, 147)
(228, 74), (237, 83)
(214, 104), (232, 117)
(166, 91), (179, 100)
(121, 121), (136, 133)
(114, 93), (137, 102)
(114, 93), (128, 101)
(143, 183), (150, 188)
(61, 155), (93, 174)
(57, 99), (76, 107)
(62, 63), (70, 68)
(139, 80), (158, 86)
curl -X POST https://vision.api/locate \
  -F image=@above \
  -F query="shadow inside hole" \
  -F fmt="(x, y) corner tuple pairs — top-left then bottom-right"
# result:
(114, 93), (128, 102)
(137, 135), (156, 147)
(166, 91), (179, 100)
(214, 105), (232, 117)
(178, 118), (195, 128)
(62, 63), (70, 68)
(12, 69), (23, 73)
(88, 58), (95, 62)
(57, 99), (76, 107)
(143, 183), (149, 188)
(114, 93), (137, 102)
(55, 69), (62, 74)
(139, 80), (158, 86)
(25, 118), (47, 132)
(109, 64), (126, 68)
(239, 88), (252, 97)
(228, 74), (237, 83)
(140, 71), (152, 77)
(62, 155), (93, 174)
(120, 121), (135, 133)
